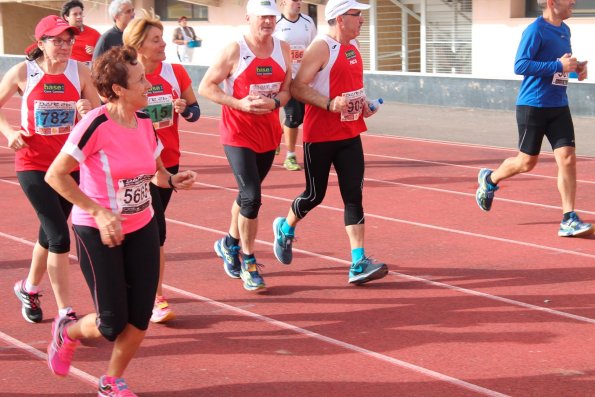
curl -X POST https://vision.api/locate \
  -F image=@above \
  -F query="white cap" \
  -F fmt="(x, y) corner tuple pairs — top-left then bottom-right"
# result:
(325, 0), (370, 21)
(246, 0), (281, 17)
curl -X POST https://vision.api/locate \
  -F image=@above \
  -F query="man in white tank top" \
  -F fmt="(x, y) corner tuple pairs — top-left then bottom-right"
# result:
(273, 0), (316, 171)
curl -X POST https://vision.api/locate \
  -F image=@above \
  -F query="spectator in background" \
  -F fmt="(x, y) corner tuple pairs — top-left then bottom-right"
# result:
(92, 0), (135, 61)
(172, 16), (201, 63)
(61, 0), (101, 67)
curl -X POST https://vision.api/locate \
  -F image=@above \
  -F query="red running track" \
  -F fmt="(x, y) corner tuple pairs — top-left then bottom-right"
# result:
(1, 96), (594, 396)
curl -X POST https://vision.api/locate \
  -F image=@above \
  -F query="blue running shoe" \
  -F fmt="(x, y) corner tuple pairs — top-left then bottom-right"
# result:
(273, 217), (293, 265)
(476, 168), (499, 211)
(348, 257), (388, 285)
(240, 258), (266, 291)
(214, 237), (241, 279)
(558, 212), (594, 237)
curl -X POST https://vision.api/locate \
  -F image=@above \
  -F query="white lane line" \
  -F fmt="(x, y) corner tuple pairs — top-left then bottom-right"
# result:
(165, 284), (511, 397)
(166, 218), (595, 324)
(0, 330), (98, 386)
(179, 148), (595, 214)
(0, 230), (508, 396)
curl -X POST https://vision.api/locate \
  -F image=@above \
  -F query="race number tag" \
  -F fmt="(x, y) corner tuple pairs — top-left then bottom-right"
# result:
(552, 72), (569, 87)
(144, 94), (174, 130)
(341, 88), (366, 122)
(249, 82), (281, 99)
(116, 174), (152, 215)
(33, 100), (76, 135)
(290, 45), (306, 65)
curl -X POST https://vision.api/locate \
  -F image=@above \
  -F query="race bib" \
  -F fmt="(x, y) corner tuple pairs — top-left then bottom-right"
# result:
(144, 94), (174, 130)
(290, 45), (306, 65)
(552, 72), (569, 87)
(116, 174), (152, 215)
(249, 82), (281, 99)
(341, 88), (366, 122)
(33, 100), (76, 135)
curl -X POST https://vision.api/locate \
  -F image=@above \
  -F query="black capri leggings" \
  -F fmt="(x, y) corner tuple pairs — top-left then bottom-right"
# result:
(73, 219), (159, 341)
(223, 145), (275, 220)
(17, 170), (79, 253)
(150, 164), (179, 246)
(292, 135), (365, 226)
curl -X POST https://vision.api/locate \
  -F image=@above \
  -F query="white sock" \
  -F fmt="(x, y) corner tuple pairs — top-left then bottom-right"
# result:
(25, 280), (39, 294)
(286, 151), (295, 158)
(58, 307), (73, 318)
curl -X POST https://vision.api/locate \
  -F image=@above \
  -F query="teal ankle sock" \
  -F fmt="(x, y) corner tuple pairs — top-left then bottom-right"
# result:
(281, 220), (295, 236)
(351, 248), (365, 264)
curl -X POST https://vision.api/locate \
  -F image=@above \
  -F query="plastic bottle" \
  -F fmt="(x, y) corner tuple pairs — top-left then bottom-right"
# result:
(368, 98), (384, 111)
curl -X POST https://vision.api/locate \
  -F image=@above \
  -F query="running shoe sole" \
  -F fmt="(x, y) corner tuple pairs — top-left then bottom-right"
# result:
(558, 224), (594, 237)
(349, 264), (389, 285)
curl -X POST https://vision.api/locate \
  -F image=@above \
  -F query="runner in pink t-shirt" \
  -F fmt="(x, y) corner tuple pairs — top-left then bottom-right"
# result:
(44, 46), (196, 396)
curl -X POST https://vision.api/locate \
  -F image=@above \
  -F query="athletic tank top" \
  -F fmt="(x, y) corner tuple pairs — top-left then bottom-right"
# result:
(143, 62), (191, 167)
(16, 59), (81, 172)
(220, 36), (286, 153)
(303, 36), (367, 143)
(274, 14), (317, 78)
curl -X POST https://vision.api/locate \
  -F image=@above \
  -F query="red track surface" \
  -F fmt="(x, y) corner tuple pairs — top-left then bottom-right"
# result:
(1, 96), (594, 396)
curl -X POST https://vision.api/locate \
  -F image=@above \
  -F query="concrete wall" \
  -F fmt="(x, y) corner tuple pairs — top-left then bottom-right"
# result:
(1, 54), (592, 116)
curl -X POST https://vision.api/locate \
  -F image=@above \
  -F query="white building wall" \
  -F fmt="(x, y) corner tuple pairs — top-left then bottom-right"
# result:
(473, 0), (595, 79)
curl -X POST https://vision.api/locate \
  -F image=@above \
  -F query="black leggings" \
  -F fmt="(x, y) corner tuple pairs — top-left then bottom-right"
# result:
(292, 136), (365, 226)
(73, 219), (159, 341)
(223, 145), (275, 219)
(17, 170), (79, 253)
(150, 164), (179, 246)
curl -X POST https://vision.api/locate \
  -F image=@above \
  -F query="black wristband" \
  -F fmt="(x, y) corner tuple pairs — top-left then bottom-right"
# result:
(273, 98), (281, 109)
(168, 175), (177, 192)
(326, 98), (332, 111)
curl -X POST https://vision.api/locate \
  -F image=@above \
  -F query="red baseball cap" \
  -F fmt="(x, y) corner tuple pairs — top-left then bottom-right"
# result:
(35, 15), (80, 40)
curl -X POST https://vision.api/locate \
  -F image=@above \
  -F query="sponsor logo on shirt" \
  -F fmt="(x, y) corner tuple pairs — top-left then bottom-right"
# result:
(345, 49), (358, 65)
(256, 66), (273, 76)
(148, 84), (164, 94)
(44, 83), (65, 94)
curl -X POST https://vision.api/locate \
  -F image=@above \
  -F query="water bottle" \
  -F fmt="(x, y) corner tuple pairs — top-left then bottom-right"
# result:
(368, 98), (384, 111)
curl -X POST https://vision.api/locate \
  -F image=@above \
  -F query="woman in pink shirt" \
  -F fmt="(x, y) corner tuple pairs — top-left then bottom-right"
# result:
(45, 46), (196, 396)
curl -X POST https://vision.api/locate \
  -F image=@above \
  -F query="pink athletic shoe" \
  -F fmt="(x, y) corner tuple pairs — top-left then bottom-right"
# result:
(47, 315), (80, 377)
(98, 376), (138, 396)
(150, 295), (175, 323)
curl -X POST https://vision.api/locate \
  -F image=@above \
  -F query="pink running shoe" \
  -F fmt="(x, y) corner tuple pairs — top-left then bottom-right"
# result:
(47, 315), (80, 377)
(98, 376), (138, 397)
(150, 295), (175, 323)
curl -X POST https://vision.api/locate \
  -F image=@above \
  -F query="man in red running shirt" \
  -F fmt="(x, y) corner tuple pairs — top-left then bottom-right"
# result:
(272, 0), (388, 285)
(61, 0), (100, 67)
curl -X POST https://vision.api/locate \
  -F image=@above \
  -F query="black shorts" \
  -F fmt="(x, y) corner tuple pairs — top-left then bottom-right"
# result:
(283, 97), (305, 128)
(516, 105), (575, 156)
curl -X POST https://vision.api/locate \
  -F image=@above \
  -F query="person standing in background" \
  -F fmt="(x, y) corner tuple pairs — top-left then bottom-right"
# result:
(61, 0), (101, 67)
(273, 0), (317, 171)
(92, 0), (135, 61)
(172, 16), (201, 63)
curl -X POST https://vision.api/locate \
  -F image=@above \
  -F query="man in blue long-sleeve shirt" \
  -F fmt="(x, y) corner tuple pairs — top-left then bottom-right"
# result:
(475, 0), (593, 237)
